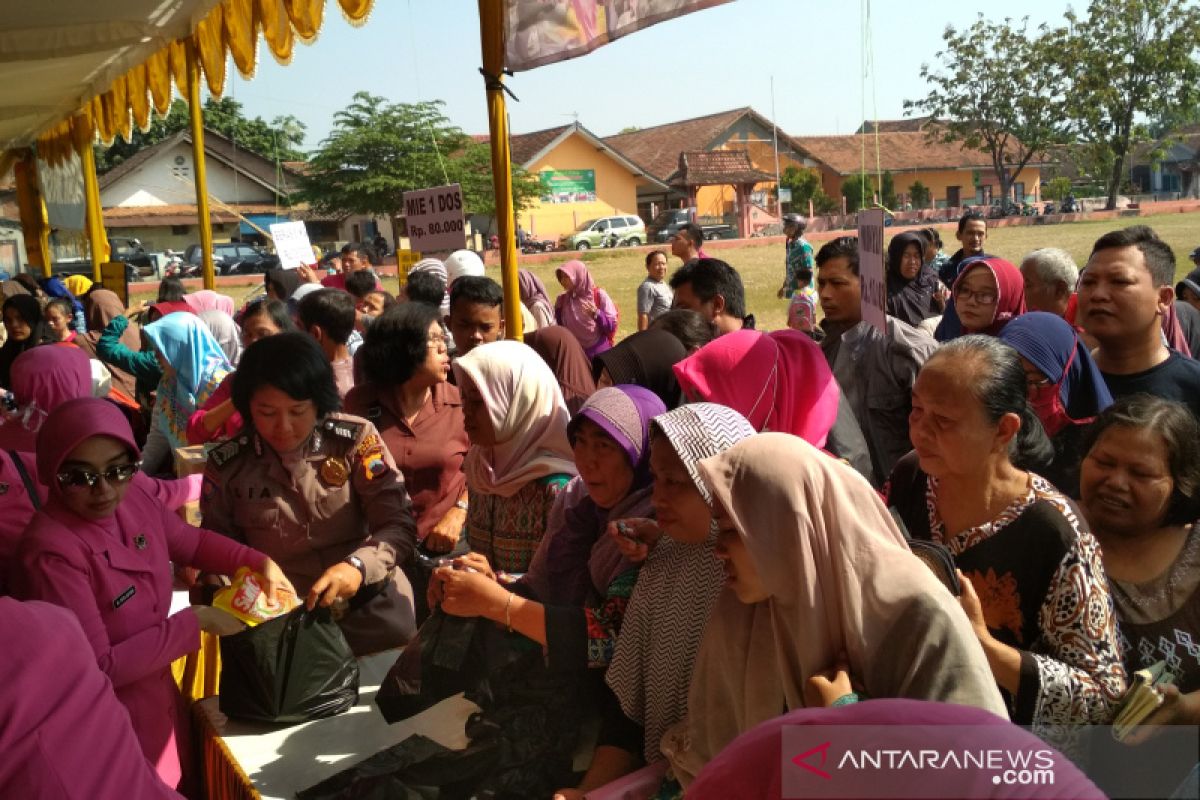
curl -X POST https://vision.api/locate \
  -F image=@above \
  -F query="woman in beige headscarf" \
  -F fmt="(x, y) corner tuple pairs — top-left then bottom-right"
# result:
(661, 433), (1006, 789)
(452, 340), (578, 573)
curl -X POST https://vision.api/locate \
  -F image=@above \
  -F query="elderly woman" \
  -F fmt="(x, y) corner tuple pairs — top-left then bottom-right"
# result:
(200, 332), (420, 655)
(11, 397), (289, 790)
(1080, 396), (1200, 720)
(186, 299), (295, 445)
(887, 335), (1126, 752)
(555, 404), (756, 798)
(1078, 396), (1200, 796)
(433, 385), (665, 655)
(999, 312), (1113, 497)
(658, 433), (1006, 791)
(452, 340), (577, 574)
(886, 231), (944, 326)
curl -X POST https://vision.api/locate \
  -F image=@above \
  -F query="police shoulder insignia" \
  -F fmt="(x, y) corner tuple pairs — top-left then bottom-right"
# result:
(209, 437), (244, 468)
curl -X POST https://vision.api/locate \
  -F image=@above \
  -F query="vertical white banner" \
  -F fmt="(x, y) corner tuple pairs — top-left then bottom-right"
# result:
(857, 209), (887, 334)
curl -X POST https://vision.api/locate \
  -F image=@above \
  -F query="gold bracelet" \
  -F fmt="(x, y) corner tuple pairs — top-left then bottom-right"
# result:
(504, 591), (514, 633)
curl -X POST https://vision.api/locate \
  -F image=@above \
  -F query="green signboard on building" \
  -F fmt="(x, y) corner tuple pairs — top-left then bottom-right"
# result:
(540, 169), (597, 204)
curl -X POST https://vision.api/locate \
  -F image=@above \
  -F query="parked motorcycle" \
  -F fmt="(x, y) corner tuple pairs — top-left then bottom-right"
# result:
(1060, 195), (1080, 213)
(520, 239), (556, 254)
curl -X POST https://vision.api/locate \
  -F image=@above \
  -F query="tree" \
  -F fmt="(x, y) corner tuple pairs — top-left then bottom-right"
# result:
(905, 15), (1069, 210)
(879, 171), (897, 210)
(453, 142), (545, 231)
(908, 180), (931, 208)
(300, 92), (542, 221)
(1041, 176), (1074, 201)
(841, 176), (871, 213)
(779, 165), (837, 214)
(1056, 0), (1200, 210)
(94, 97), (306, 174)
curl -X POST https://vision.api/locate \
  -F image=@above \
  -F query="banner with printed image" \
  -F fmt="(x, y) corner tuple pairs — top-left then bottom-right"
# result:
(505, 0), (733, 71)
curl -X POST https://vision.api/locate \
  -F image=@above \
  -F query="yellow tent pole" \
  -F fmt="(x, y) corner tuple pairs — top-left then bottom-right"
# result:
(478, 0), (522, 340)
(13, 150), (52, 276)
(186, 38), (217, 291)
(80, 133), (106, 283)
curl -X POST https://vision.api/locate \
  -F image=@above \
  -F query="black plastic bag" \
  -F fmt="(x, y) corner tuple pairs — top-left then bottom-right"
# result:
(375, 611), (485, 724)
(219, 606), (359, 725)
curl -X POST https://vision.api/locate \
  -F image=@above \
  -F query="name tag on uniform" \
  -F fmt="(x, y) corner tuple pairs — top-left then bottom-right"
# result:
(113, 585), (136, 609)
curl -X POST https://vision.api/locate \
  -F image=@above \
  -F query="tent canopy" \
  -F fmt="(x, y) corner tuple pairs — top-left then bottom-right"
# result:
(0, 0), (373, 165)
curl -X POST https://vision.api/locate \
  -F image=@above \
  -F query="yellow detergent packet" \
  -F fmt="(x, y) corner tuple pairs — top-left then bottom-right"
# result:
(212, 567), (297, 626)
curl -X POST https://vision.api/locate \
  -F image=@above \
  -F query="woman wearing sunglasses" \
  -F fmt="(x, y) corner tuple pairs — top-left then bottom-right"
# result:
(9, 397), (292, 792)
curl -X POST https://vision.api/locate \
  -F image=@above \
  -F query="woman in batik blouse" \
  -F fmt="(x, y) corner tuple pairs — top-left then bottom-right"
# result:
(887, 335), (1126, 754)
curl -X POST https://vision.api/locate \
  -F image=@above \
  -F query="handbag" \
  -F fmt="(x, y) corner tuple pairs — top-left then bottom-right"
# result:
(219, 606), (359, 725)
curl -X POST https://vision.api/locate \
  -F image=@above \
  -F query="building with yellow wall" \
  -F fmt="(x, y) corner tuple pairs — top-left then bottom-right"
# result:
(793, 130), (1046, 209)
(504, 122), (668, 242)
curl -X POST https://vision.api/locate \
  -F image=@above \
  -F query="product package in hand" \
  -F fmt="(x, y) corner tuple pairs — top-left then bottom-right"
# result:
(213, 567), (298, 626)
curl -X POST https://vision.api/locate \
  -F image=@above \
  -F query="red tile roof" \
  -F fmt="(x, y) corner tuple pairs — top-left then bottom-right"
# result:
(602, 107), (755, 181)
(794, 132), (1005, 174)
(669, 150), (775, 186)
(855, 118), (933, 134)
(473, 125), (574, 166)
(102, 202), (335, 228)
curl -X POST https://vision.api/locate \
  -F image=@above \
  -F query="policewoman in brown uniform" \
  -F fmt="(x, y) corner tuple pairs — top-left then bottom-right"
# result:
(200, 332), (417, 655)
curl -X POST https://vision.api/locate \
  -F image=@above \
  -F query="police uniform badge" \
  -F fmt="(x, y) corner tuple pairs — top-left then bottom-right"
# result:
(321, 457), (350, 487)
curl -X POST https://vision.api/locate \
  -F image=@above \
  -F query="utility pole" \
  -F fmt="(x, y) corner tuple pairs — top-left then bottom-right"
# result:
(771, 76), (782, 215)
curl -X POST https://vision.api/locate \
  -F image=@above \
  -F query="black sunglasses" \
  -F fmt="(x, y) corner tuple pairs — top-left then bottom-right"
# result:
(56, 462), (141, 491)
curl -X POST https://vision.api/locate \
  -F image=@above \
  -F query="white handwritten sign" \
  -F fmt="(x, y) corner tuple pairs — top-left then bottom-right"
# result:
(269, 220), (316, 270)
(403, 183), (467, 254)
(857, 209), (887, 334)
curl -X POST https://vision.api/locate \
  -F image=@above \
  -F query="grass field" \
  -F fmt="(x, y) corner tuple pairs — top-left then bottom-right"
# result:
(131, 210), (1200, 341)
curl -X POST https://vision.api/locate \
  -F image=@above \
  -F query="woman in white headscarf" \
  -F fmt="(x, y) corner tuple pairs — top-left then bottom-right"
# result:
(661, 433), (1006, 789)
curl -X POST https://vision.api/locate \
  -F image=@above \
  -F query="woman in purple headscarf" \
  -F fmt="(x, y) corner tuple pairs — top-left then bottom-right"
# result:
(554, 260), (619, 358)
(519, 268), (556, 330)
(432, 385), (666, 669)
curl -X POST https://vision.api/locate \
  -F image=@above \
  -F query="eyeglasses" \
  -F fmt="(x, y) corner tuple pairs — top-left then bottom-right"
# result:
(427, 334), (448, 350)
(954, 286), (998, 305)
(56, 462), (141, 491)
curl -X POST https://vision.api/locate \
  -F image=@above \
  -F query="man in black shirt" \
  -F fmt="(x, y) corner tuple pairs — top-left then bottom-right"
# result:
(1079, 225), (1200, 419)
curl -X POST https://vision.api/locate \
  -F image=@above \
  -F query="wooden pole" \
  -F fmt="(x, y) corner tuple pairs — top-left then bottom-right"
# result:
(186, 39), (217, 291)
(79, 128), (106, 283)
(478, 0), (522, 339)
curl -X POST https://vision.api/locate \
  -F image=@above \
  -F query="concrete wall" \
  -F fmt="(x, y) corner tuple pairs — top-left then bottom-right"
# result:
(816, 165), (1044, 208)
(523, 132), (642, 241)
(101, 141), (277, 207)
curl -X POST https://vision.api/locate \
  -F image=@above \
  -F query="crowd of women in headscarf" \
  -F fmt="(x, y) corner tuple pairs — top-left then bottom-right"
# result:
(3, 219), (1200, 800)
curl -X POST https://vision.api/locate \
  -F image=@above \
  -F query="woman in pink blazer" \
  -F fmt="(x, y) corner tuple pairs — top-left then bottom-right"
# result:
(10, 397), (293, 791)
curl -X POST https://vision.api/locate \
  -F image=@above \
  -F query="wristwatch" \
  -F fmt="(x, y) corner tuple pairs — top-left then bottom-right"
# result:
(343, 555), (367, 582)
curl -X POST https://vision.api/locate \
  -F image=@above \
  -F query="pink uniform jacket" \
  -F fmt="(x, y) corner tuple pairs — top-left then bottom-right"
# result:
(0, 597), (184, 799)
(10, 395), (268, 790)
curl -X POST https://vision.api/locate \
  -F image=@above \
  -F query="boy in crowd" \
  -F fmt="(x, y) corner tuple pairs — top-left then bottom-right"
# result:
(297, 288), (358, 399)
(446, 276), (505, 358)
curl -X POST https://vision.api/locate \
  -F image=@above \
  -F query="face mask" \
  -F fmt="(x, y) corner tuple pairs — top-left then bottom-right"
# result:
(1028, 340), (1080, 438)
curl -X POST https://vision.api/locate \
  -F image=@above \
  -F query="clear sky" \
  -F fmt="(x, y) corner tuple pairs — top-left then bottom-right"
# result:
(223, 0), (1078, 151)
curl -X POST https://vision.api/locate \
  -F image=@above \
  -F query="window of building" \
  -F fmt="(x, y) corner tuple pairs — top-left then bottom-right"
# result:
(171, 225), (189, 235)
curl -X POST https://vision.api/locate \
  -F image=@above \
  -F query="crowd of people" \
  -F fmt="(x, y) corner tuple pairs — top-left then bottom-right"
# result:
(1, 217), (1199, 799)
